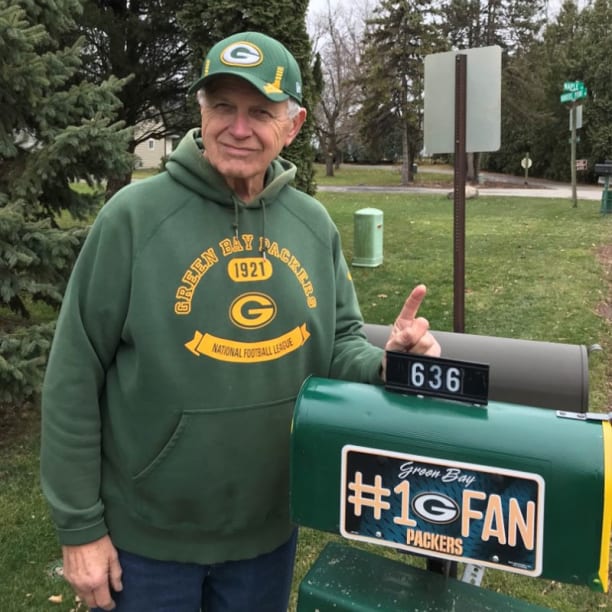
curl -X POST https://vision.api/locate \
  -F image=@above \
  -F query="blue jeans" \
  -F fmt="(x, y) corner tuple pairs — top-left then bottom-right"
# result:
(92, 530), (298, 612)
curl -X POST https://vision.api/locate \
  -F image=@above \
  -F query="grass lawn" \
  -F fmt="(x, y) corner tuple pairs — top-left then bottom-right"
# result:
(288, 191), (611, 611)
(1, 178), (610, 610)
(314, 162), (454, 187)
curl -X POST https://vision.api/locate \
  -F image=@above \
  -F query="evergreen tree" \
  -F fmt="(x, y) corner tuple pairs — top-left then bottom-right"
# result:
(177, 0), (317, 195)
(486, 41), (553, 178)
(440, 0), (547, 180)
(440, 0), (546, 52)
(0, 0), (132, 407)
(358, 0), (444, 183)
(533, 0), (584, 180)
(491, 0), (612, 182)
(574, 0), (612, 167)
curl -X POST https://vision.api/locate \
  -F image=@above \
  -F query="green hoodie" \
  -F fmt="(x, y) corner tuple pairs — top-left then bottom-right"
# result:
(41, 128), (383, 564)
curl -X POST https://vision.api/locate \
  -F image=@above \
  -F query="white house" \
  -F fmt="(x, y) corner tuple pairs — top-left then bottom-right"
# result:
(133, 121), (179, 169)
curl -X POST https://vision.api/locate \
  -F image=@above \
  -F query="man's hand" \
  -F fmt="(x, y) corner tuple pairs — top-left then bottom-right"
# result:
(381, 284), (441, 380)
(62, 535), (123, 610)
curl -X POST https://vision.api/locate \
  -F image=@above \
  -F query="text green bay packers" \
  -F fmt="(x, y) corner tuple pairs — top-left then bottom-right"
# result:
(174, 234), (317, 314)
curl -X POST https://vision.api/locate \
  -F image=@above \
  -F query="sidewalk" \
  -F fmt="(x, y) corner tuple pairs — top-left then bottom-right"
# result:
(317, 166), (604, 201)
(479, 170), (602, 201)
(318, 182), (603, 201)
(479, 185), (602, 201)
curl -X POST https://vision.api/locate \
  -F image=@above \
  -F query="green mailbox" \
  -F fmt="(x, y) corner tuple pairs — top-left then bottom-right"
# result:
(291, 376), (611, 593)
(363, 324), (591, 412)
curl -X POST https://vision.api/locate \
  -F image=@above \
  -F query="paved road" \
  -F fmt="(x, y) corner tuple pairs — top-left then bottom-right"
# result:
(318, 168), (604, 201)
(479, 170), (602, 201)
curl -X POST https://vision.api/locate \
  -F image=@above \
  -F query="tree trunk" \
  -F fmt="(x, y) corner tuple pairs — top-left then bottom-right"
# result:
(105, 172), (133, 202)
(466, 152), (481, 184)
(325, 134), (337, 177)
(325, 151), (334, 177)
(334, 150), (343, 170)
(466, 153), (475, 183)
(401, 120), (410, 185)
(408, 150), (416, 182)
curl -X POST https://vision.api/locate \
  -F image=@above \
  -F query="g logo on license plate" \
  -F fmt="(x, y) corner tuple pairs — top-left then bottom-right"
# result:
(412, 493), (460, 524)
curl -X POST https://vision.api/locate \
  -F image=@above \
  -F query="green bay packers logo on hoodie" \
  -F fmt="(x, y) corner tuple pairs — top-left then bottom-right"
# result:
(177, 233), (315, 363)
(230, 293), (276, 329)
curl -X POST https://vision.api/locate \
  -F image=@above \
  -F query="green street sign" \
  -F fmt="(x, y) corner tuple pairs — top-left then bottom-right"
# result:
(561, 89), (587, 103)
(564, 80), (585, 93)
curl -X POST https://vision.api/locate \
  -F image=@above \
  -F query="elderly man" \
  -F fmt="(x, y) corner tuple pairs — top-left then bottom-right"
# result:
(41, 31), (440, 612)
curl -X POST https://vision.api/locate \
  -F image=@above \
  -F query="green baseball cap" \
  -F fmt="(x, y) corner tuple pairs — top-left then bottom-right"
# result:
(188, 32), (303, 104)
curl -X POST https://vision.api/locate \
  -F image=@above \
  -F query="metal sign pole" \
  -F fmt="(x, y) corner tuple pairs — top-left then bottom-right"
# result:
(424, 46), (500, 335)
(453, 54), (468, 334)
(570, 103), (578, 208)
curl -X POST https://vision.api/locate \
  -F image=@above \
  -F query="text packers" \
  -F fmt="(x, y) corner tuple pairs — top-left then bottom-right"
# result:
(406, 529), (463, 556)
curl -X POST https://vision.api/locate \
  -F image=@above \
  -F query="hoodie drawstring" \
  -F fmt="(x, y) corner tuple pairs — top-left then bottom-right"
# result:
(260, 200), (267, 260)
(232, 198), (239, 239)
(231, 197), (268, 260)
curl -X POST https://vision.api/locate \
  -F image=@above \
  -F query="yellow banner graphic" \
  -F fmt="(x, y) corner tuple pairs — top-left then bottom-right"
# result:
(185, 324), (310, 362)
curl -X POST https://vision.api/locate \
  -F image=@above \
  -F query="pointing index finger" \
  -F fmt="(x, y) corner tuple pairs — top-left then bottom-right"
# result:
(398, 284), (428, 322)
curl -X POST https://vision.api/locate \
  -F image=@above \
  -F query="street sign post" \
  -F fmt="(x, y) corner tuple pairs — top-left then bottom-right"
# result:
(521, 154), (532, 185)
(561, 80), (587, 208)
(570, 105), (583, 130)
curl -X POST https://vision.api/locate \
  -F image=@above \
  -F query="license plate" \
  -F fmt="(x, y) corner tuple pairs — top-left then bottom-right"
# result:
(340, 445), (544, 577)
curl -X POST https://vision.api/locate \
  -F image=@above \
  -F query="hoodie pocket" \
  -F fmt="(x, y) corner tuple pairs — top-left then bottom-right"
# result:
(131, 399), (294, 532)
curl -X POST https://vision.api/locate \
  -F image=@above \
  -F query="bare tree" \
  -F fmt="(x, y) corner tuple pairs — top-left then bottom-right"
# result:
(310, 0), (371, 176)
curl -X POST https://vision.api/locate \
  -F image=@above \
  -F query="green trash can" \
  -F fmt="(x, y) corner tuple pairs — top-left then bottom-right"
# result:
(595, 164), (612, 214)
(352, 208), (383, 267)
(601, 186), (612, 214)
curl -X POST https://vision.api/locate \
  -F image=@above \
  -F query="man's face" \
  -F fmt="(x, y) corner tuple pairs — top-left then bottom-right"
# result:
(200, 76), (305, 199)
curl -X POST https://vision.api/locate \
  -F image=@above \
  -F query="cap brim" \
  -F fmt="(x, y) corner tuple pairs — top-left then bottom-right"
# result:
(187, 71), (290, 102)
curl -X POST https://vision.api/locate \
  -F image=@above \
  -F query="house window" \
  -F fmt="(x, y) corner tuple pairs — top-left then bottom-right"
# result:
(147, 139), (155, 150)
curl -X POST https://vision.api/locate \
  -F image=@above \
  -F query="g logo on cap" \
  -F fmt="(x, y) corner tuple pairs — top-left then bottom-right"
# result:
(221, 42), (263, 67)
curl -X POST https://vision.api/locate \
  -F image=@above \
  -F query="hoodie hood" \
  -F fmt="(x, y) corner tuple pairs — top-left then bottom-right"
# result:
(164, 128), (298, 210)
